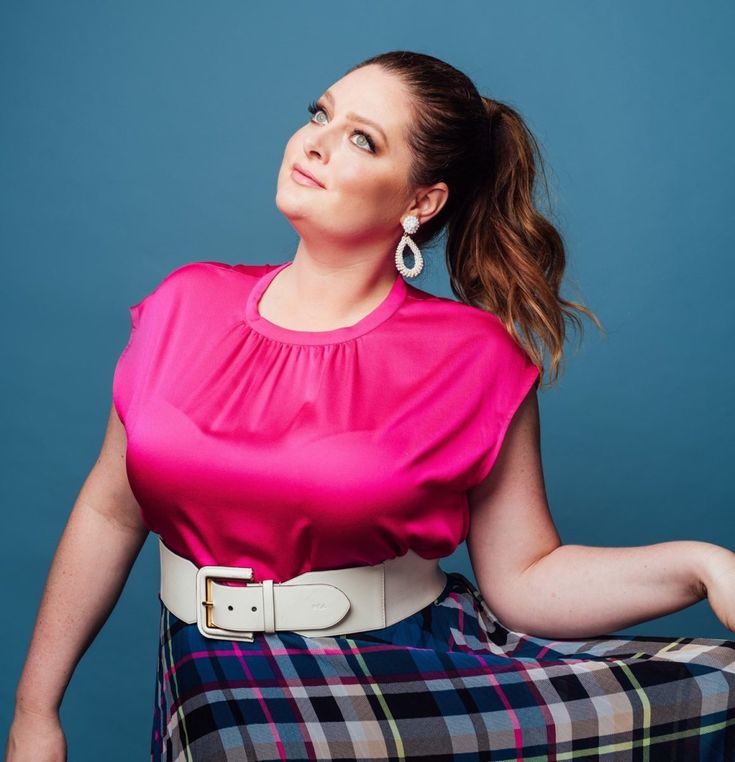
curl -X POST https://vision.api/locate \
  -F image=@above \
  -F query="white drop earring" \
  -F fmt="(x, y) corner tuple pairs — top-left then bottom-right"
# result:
(394, 214), (423, 278)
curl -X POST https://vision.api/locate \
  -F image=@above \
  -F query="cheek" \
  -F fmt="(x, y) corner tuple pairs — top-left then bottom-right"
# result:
(360, 174), (408, 226)
(340, 173), (405, 231)
(337, 163), (402, 207)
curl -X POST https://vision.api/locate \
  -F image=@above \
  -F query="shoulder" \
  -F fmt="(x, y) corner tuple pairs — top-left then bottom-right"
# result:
(136, 260), (234, 299)
(404, 282), (528, 359)
(131, 260), (274, 312)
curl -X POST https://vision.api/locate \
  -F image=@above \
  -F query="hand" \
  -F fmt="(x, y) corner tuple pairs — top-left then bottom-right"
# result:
(699, 546), (735, 634)
(4, 707), (67, 762)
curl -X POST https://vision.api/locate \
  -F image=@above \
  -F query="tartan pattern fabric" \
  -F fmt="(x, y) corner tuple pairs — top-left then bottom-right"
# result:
(150, 570), (735, 761)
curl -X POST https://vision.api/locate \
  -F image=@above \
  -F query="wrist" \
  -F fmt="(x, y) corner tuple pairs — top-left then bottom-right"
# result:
(13, 696), (60, 721)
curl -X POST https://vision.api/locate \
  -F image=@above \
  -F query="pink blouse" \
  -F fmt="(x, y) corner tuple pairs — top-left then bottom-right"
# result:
(112, 260), (539, 582)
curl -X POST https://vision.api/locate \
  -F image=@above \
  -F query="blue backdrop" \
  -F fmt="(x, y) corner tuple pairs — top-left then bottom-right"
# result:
(2, 1), (733, 758)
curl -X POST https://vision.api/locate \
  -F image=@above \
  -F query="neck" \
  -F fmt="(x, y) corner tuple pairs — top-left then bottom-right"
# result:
(275, 242), (398, 325)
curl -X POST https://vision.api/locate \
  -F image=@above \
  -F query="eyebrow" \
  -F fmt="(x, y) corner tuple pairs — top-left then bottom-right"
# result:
(322, 89), (389, 146)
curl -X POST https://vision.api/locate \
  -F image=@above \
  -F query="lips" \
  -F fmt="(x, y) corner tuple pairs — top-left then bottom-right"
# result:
(292, 163), (325, 188)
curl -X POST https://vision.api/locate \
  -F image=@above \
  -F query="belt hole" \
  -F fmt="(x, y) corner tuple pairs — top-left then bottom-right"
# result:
(227, 605), (233, 611)
(251, 606), (257, 611)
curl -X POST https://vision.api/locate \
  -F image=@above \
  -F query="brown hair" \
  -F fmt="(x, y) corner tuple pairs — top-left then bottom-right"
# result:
(346, 51), (603, 387)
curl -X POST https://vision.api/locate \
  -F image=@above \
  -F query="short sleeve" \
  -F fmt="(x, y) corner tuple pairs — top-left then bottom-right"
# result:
(464, 325), (540, 490)
(111, 261), (213, 429)
(112, 297), (146, 428)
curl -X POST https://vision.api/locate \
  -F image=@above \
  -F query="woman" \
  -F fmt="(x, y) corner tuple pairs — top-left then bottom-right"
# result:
(7, 50), (735, 761)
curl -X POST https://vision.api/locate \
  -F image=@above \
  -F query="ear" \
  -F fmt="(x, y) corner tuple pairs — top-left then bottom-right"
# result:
(407, 181), (449, 226)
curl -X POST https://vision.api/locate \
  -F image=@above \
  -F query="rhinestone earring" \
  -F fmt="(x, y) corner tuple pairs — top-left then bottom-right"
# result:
(394, 214), (423, 278)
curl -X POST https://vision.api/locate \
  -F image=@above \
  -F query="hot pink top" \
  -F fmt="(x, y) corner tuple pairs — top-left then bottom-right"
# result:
(112, 260), (539, 582)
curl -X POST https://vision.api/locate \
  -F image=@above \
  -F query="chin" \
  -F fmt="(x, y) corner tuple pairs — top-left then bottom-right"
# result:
(275, 190), (311, 223)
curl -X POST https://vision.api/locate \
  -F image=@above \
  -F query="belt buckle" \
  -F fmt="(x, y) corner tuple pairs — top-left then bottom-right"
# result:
(195, 563), (258, 642)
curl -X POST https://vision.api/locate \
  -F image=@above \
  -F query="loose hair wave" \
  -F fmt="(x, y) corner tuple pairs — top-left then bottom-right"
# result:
(347, 50), (604, 387)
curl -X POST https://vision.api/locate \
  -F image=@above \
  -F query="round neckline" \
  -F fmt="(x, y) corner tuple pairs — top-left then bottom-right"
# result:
(245, 260), (408, 345)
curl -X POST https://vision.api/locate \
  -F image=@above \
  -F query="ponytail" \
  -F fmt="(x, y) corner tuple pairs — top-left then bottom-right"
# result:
(444, 95), (603, 385)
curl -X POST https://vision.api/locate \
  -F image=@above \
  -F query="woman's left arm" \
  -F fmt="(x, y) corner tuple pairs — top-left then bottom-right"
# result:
(502, 538), (734, 638)
(466, 389), (735, 639)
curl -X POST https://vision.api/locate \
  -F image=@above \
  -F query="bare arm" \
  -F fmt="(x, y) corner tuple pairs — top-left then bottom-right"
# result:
(502, 539), (723, 638)
(12, 403), (149, 719)
(466, 388), (725, 639)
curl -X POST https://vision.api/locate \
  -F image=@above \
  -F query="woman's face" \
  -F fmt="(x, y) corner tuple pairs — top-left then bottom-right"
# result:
(275, 65), (424, 249)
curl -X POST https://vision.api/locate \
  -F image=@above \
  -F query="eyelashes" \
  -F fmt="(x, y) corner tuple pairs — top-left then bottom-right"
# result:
(306, 99), (377, 154)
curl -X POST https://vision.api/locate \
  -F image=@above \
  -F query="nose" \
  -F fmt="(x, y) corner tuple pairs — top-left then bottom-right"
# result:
(302, 123), (329, 161)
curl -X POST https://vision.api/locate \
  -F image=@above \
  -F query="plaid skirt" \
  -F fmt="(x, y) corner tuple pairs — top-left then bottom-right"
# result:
(151, 569), (735, 761)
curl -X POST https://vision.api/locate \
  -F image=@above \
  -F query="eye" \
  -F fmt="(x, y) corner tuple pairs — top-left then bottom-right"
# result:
(306, 99), (377, 154)
(307, 100), (328, 125)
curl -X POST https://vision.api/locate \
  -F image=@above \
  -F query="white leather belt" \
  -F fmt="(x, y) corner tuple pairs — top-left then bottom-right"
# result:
(158, 537), (448, 642)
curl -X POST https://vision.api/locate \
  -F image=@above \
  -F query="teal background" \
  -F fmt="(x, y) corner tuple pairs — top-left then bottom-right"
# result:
(1, 1), (733, 758)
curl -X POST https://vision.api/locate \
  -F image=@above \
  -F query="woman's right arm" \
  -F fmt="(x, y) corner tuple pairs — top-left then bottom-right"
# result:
(5, 403), (150, 762)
